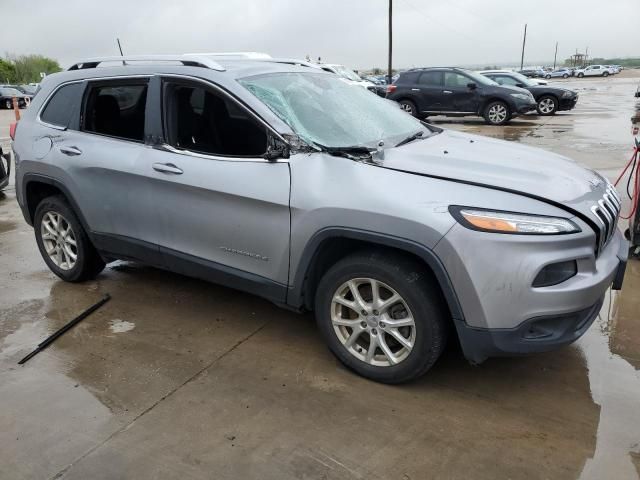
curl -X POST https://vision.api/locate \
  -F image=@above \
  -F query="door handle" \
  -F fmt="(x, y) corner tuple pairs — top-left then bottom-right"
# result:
(442, 90), (453, 94)
(152, 162), (183, 174)
(59, 146), (82, 156)
(411, 88), (421, 91)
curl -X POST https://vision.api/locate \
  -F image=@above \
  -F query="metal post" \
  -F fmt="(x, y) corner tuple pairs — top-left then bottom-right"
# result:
(520, 24), (527, 70)
(12, 97), (20, 121)
(388, 0), (393, 84)
(553, 42), (558, 69)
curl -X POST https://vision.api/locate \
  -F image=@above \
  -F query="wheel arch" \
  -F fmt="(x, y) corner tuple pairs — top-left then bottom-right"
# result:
(23, 174), (90, 233)
(287, 227), (464, 321)
(478, 96), (512, 116)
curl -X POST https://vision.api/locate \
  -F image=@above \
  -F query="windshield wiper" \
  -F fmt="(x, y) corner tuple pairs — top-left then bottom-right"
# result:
(313, 143), (375, 160)
(395, 130), (425, 148)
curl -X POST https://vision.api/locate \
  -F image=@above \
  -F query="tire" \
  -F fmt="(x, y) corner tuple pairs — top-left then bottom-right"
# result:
(34, 195), (105, 282)
(545, 74), (551, 79)
(603, 71), (609, 77)
(314, 250), (448, 384)
(483, 100), (510, 125)
(398, 99), (418, 117)
(563, 73), (569, 79)
(5, 99), (11, 109)
(536, 95), (558, 115)
(577, 72), (584, 78)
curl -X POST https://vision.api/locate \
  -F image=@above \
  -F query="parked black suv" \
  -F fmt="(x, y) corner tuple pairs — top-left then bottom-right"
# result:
(386, 67), (537, 125)
(479, 71), (578, 115)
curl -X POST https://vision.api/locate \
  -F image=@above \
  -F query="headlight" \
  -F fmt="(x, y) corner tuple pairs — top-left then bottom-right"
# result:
(449, 207), (581, 234)
(510, 93), (532, 101)
(562, 90), (574, 98)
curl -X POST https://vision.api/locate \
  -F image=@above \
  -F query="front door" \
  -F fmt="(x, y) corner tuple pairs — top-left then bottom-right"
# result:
(440, 71), (477, 112)
(145, 77), (291, 300)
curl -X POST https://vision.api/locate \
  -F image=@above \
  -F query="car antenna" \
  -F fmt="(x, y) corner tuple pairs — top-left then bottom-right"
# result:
(117, 38), (126, 66)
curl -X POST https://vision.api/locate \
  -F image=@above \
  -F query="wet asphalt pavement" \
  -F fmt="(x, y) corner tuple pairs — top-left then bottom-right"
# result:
(1, 71), (640, 480)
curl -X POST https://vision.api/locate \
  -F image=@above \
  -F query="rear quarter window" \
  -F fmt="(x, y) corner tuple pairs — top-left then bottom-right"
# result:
(40, 83), (84, 128)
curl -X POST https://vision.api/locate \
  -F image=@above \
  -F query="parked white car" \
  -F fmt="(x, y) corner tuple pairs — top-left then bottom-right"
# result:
(575, 65), (611, 78)
(318, 63), (377, 91)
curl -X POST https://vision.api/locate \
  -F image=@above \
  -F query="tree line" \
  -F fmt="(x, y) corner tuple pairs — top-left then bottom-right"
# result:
(0, 54), (62, 84)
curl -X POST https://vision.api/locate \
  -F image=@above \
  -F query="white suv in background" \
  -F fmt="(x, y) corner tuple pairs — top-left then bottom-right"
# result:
(575, 65), (611, 78)
(318, 63), (377, 91)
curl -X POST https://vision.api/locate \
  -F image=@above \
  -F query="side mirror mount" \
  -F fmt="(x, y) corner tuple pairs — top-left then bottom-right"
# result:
(467, 82), (477, 90)
(264, 135), (290, 161)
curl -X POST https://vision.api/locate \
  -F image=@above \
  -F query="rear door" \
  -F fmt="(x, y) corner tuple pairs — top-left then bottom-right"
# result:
(440, 71), (477, 112)
(414, 71), (444, 112)
(52, 77), (163, 263)
(144, 76), (291, 299)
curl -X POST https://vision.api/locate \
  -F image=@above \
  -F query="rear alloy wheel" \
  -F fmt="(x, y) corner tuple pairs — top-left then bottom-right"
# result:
(315, 250), (448, 383)
(563, 73), (569, 79)
(483, 101), (510, 125)
(537, 95), (558, 115)
(603, 71), (609, 77)
(34, 195), (105, 282)
(5, 99), (11, 109)
(399, 99), (418, 117)
(545, 74), (551, 79)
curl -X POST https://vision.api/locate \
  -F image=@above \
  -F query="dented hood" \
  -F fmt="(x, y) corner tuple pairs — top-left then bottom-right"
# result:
(380, 129), (608, 216)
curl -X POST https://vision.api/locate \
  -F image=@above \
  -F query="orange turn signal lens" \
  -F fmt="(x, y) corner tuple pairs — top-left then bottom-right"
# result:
(460, 213), (518, 232)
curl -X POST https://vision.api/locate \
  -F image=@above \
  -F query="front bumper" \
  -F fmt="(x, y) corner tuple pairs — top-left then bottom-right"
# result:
(435, 222), (628, 363)
(453, 295), (604, 364)
(559, 95), (578, 111)
(515, 101), (538, 114)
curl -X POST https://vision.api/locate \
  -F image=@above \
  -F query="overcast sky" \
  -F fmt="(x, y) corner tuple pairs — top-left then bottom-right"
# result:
(1, 0), (637, 70)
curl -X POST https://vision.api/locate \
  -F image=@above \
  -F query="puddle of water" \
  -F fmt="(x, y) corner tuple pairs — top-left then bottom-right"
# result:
(578, 289), (640, 480)
(109, 319), (135, 334)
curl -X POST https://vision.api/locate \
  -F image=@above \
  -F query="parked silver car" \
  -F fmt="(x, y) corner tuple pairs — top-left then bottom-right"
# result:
(12, 55), (627, 383)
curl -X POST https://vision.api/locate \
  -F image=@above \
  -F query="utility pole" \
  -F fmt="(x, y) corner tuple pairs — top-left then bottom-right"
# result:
(553, 41), (558, 69)
(585, 46), (589, 66)
(388, 0), (393, 84)
(520, 24), (527, 70)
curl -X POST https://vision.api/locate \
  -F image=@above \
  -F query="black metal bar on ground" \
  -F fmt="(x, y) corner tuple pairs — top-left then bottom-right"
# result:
(18, 294), (111, 365)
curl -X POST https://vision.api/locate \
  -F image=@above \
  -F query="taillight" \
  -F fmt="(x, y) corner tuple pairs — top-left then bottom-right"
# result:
(9, 122), (17, 140)
(386, 85), (397, 94)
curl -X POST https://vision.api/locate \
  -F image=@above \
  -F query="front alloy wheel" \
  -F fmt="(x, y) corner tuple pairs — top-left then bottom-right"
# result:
(314, 250), (448, 383)
(537, 96), (558, 115)
(331, 278), (416, 366)
(484, 101), (510, 125)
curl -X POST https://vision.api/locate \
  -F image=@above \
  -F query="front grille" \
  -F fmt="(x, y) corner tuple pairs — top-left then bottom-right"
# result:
(590, 185), (621, 255)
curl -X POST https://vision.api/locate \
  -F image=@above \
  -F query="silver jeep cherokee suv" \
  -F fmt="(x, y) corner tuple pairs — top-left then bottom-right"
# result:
(13, 55), (627, 383)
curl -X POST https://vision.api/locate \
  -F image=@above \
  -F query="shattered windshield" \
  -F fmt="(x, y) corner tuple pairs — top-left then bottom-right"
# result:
(239, 72), (429, 149)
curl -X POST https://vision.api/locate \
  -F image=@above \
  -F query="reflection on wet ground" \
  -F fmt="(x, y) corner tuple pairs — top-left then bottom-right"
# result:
(1, 72), (640, 479)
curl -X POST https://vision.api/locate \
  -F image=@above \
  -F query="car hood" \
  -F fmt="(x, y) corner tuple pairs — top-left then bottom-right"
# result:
(380, 129), (607, 216)
(528, 85), (576, 96)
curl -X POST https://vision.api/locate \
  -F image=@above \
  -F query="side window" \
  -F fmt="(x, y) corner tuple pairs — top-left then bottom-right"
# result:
(398, 71), (420, 84)
(494, 75), (519, 86)
(83, 82), (148, 141)
(163, 81), (267, 157)
(444, 72), (471, 88)
(418, 71), (443, 86)
(40, 83), (83, 128)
